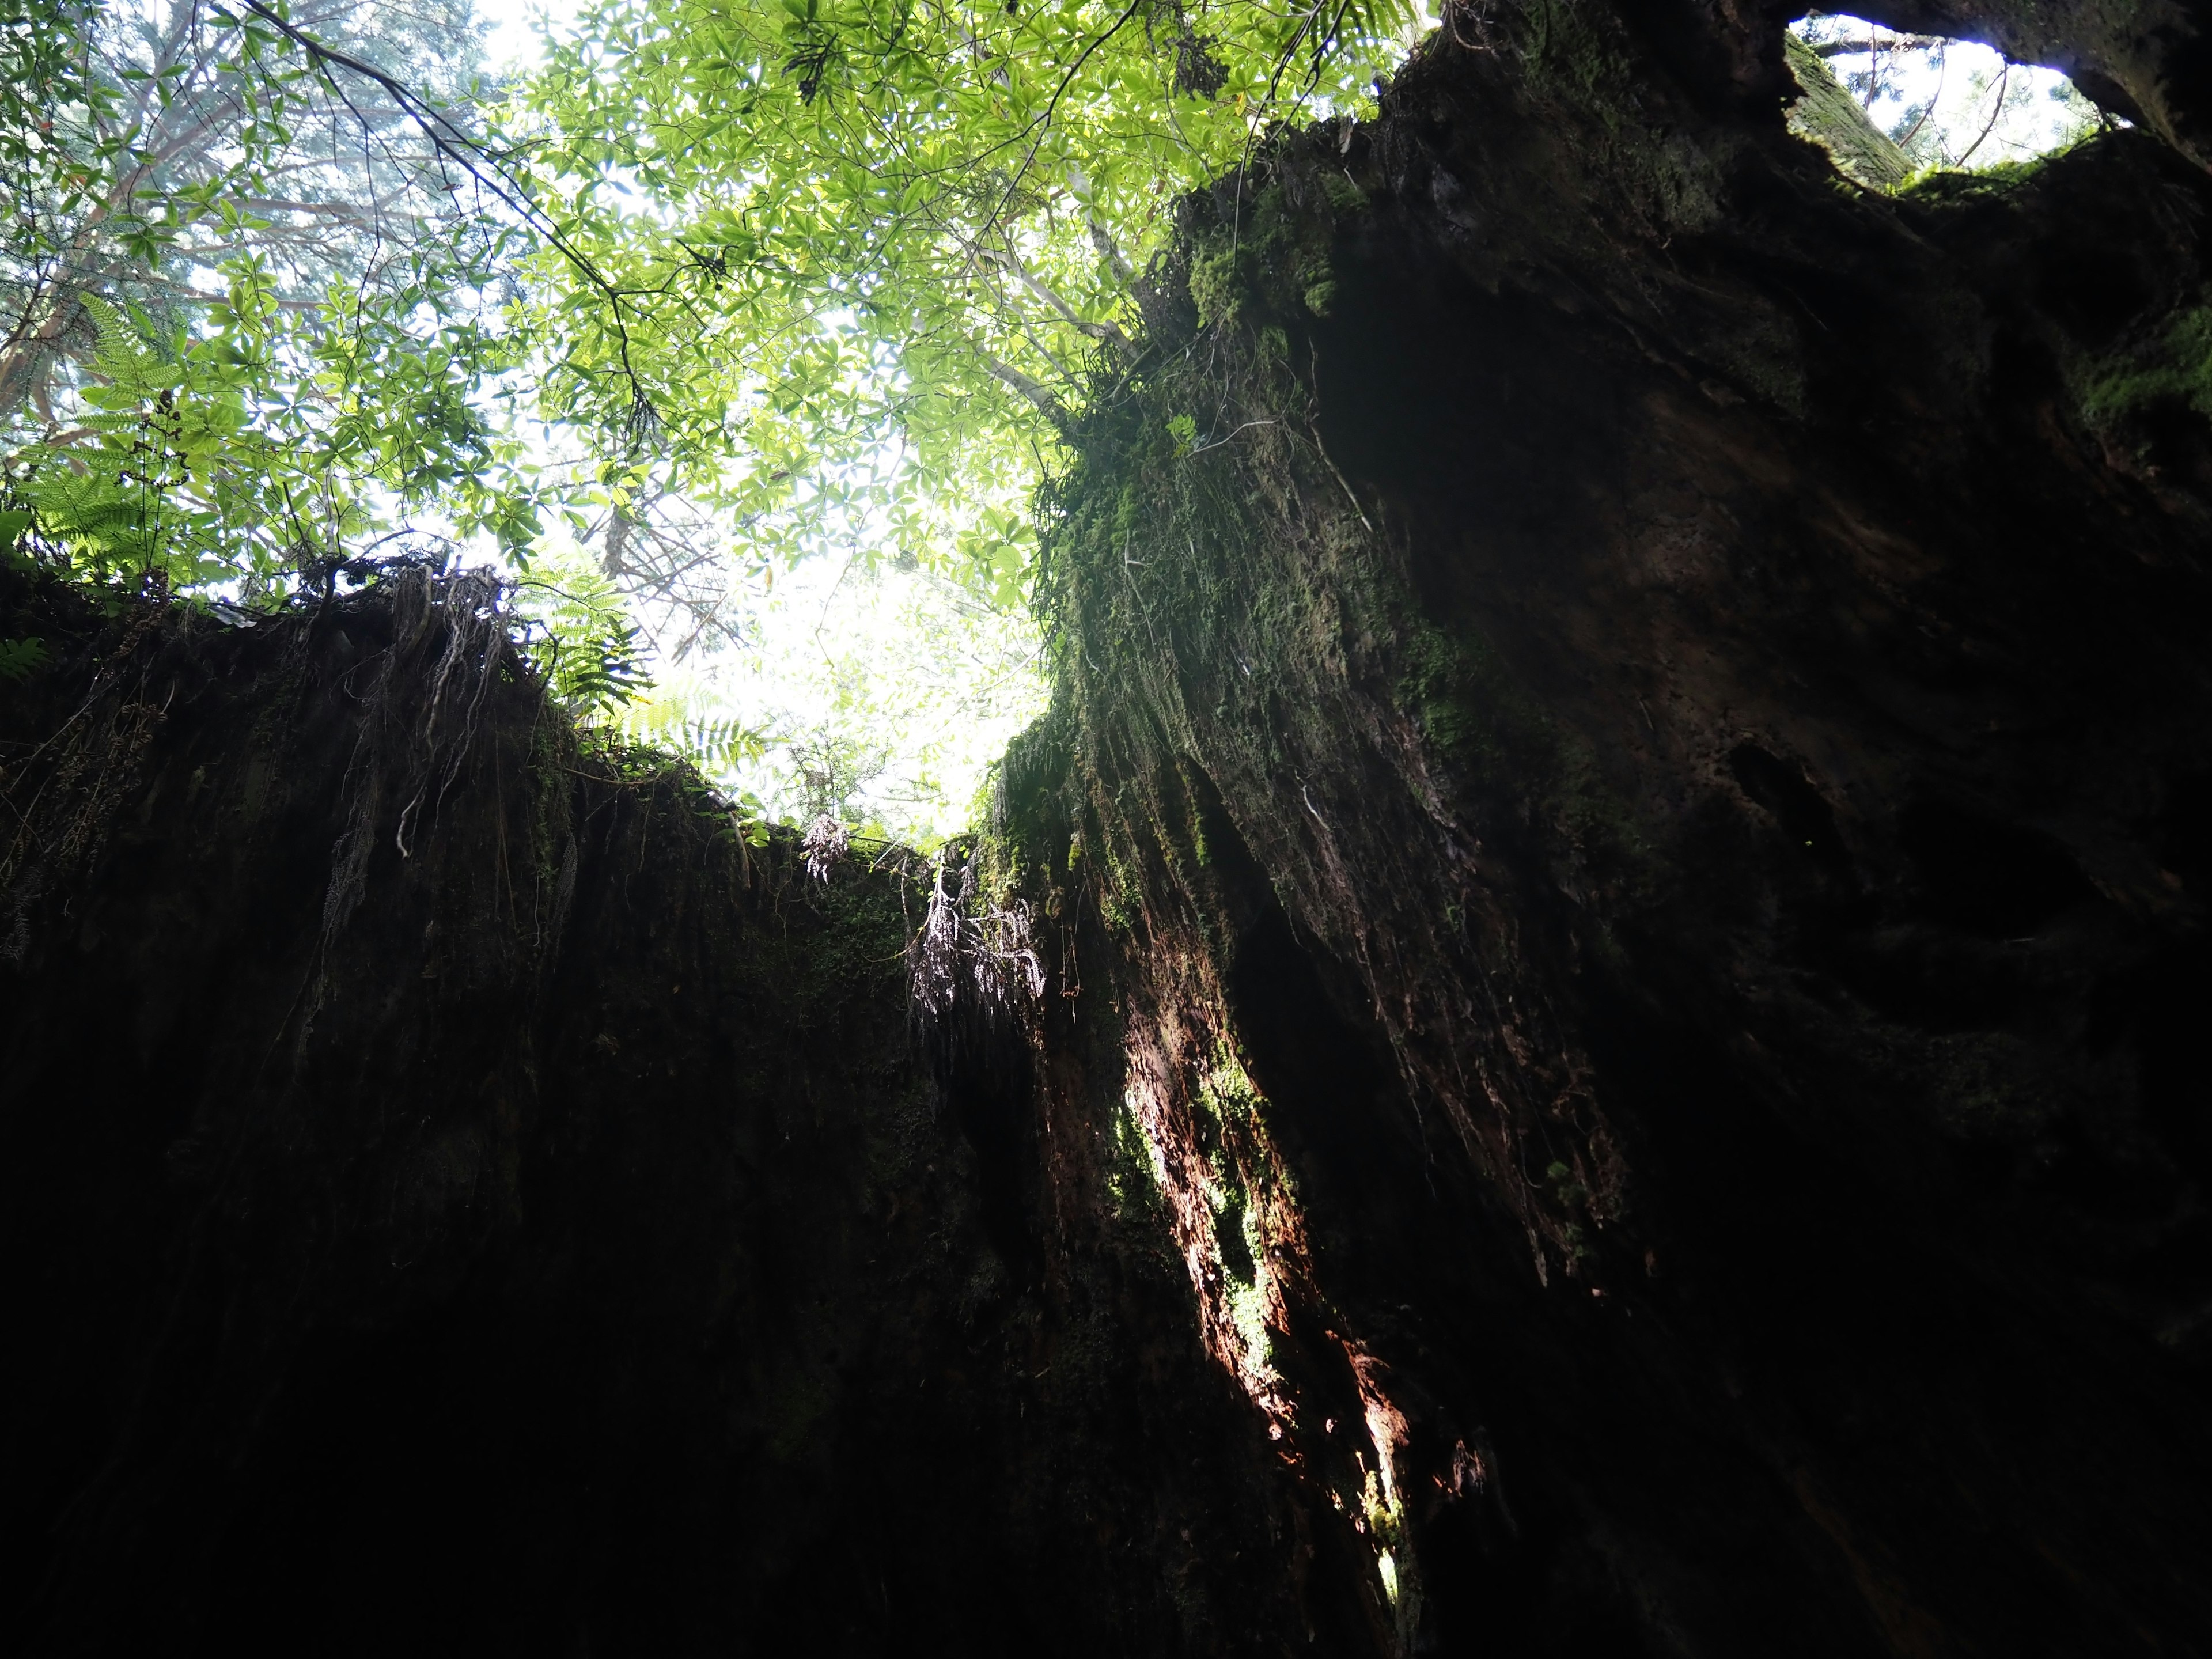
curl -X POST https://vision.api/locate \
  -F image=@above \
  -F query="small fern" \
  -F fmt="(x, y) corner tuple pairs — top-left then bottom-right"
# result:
(513, 554), (653, 717)
(676, 715), (767, 775)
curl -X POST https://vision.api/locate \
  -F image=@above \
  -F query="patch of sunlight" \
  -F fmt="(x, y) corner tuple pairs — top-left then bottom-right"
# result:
(1111, 1086), (1172, 1209)
(1791, 13), (2107, 173)
(1223, 1267), (1276, 1380)
(1363, 1457), (1409, 1607)
(1197, 1046), (1274, 1134)
(475, 0), (574, 72)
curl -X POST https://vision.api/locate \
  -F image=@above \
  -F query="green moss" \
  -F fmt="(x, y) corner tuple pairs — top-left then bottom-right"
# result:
(1397, 619), (1556, 787)
(1213, 1182), (1255, 1279)
(1196, 1050), (1261, 1128)
(1183, 173), (1353, 334)
(1189, 243), (1247, 329)
(1518, 0), (1626, 109)
(2082, 298), (2212, 425)
(1895, 144), (2080, 203)
(1508, 0), (1729, 238)
(1105, 1088), (1172, 1226)
(1320, 171), (1365, 214)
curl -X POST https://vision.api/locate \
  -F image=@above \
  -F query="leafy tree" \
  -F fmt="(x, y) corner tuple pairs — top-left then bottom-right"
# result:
(0, 0), (540, 594)
(1, 0), (1419, 619)
(0, 0), (1434, 835)
(510, 0), (1422, 603)
(2, 0), (489, 414)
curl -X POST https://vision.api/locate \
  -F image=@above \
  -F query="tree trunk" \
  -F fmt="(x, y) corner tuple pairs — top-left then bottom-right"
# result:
(3, 2), (2210, 1654)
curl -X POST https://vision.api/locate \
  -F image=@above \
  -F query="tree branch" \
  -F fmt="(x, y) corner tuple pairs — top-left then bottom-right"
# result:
(228, 0), (657, 433)
(977, 349), (1068, 427)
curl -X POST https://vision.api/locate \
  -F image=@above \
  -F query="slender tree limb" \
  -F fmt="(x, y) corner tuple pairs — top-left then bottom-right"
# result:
(229, 0), (657, 431)
(977, 347), (1067, 427)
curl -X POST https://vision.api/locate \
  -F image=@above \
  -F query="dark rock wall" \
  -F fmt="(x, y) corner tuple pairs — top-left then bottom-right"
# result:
(1007, 1), (2212, 1652)
(0, 567), (1325, 1656)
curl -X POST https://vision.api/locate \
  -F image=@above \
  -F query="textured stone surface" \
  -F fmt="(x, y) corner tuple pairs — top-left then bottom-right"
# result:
(6, 2), (2212, 1653)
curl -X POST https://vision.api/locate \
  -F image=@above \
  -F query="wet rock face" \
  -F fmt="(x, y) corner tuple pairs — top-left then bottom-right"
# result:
(1296, 119), (2212, 1650)
(1311, 111), (2212, 1313)
(1300, 39), (2212, 1362)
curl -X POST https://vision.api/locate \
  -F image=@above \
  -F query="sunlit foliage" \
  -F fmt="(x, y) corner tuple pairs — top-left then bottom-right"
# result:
(0, 0), (2120, 840)
(510, 0), (1425, 600)
(0, 0), (540, 594)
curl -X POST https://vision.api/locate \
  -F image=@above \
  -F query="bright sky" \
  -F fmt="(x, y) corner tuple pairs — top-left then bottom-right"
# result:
(1795, 13), (2103, 166)
(629, 554), (1050, 834)
(478, 0), (567, 72)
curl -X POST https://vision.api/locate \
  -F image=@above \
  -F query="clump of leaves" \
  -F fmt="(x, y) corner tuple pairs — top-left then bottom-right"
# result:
(514, 0), (1424, 603)
(3, 284), (537, 599)
(0, 636), (47, 681)
(0, 0), (550, 607)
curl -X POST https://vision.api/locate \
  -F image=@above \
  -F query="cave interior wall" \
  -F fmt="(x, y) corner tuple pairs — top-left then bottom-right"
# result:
(3, 0), (2211, 1653)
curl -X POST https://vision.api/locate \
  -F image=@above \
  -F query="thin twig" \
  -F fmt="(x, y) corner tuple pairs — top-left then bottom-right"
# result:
(1953, 60), (2010, 168)
(230, 0), (654, 425)
(978, 0), (1151, 243)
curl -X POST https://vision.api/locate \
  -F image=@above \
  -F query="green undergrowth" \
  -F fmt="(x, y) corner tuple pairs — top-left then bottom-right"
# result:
(1895, 143), (2092, 202)
(1020, 165), (1387, 839)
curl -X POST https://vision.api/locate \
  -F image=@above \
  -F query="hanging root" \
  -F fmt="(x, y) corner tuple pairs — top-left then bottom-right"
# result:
(303, 560), (524, 1046)
(0, 602), (171, 960)
(908, 840), (1045, 1044)
(389, 563), (508, 859)
(801, 813), (850, 882)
